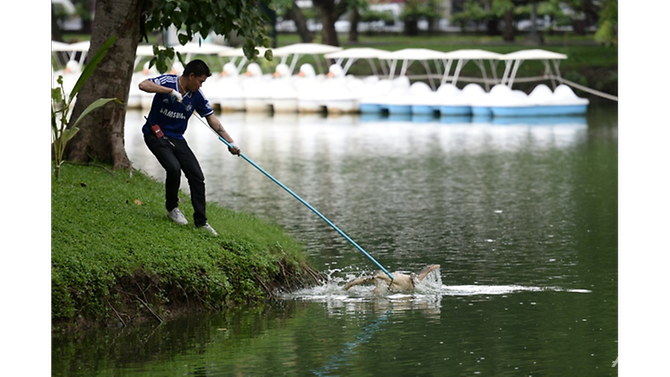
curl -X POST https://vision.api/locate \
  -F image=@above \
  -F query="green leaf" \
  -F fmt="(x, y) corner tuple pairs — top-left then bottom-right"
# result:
(70, 36), (117, 101)
(175, 52), (185, 68)
(59, 126), (80, 145)
(52, 87), (63, 104)
(178, 33), (191, 45)
(51, 107), (60, 134)
(72, 98), (122, 128)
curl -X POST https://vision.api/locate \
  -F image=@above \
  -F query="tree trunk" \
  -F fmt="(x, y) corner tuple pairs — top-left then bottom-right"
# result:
(404, 19), (419, 36)
(503, 10), (515, 42)
(313, 0), (340, 46)
(285, 2), (313, 43)
(66, 0), (143, 170)
(348, 7), (360, 43)
(51, 3), (63, 42)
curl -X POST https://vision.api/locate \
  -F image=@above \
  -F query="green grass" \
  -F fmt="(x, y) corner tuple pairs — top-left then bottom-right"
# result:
(51, 163), (318, 329)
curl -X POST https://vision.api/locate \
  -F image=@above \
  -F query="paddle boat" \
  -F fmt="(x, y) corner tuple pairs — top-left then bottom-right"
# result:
(267, 43), (343, 113)
(433, 84), (473, 116)
(358, 76), (410, 114)
(470, 49), (589, 117)
(211, 47), (272, 111)
(207, 62), (246, 112)
(296, 63), (327, 113)
(430, 49), (504, 117)
(267, 63), (301, 113)
(127, 45), (160, 109)
(487, 83), (589, 117)
(319, 64), (365, 114)
(241, 62), (273, 112)
(51, 40), (91, 101)
(324, 47), (391, 77)
(363, 48), (448, 114)
(128, 61), (158, 109)
(323, 47), (393, 114)
(271, 43), (343, 75)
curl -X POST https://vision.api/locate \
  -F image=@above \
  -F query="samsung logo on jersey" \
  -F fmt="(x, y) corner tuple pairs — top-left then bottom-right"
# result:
(159, 107), (186, 120)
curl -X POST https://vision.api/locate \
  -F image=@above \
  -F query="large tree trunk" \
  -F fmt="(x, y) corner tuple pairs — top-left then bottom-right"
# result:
(348, 8), (360, 43)
(285, 1), (313, 43)
(503, 9), (515, 42)
(313, 0), (340, 46)
(66, 0), (143, 170)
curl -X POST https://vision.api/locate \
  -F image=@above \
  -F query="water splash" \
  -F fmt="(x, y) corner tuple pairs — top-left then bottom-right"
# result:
(281, 267), (590, 303)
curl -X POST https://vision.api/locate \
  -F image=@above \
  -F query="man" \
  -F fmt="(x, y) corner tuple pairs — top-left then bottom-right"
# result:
(344, 264), (441, 294)
(139, 59), (240, 236)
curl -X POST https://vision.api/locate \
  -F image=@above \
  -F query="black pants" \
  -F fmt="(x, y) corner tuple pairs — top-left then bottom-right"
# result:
(144, 134), (207, 226)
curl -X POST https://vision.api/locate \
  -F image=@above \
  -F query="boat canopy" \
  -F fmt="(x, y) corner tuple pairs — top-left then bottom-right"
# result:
(136, 45), (155, 57)
(376, 48), (450, 88)
(272, 43), (343, 74)
(51, 40), (90, 69)
(66, 41), (91, 52)
(500, 49), (567, 60)
(272, 43), (343, 56)
(218, 47), (272, 71)
(172, 42), (233, 56)
(324, 47), (390, 76)
(170, 42), (233, 68)
(52, 41), (76, 68)
(499, 49), (567, 88)
(51, 41), (75, 52)
(439, 49), (505, 89)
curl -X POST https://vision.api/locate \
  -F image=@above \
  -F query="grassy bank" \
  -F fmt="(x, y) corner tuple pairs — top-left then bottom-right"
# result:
(51, 163), (321, 330)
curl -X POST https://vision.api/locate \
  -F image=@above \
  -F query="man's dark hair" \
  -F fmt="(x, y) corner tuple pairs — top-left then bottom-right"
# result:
(183, 59), (212, 77)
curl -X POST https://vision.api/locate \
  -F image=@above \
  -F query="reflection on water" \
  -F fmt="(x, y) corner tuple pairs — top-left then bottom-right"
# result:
(52, 108), (617, 376)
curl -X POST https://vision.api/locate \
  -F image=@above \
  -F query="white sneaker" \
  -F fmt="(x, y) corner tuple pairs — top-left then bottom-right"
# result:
(199, 223), (219, 236)
(167, 208), (188, 225)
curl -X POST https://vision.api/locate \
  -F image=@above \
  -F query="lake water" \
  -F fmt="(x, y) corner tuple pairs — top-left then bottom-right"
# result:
(52, 106), (618, 376)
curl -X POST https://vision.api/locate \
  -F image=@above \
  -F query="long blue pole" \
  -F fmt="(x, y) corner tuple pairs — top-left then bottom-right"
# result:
(200, 119), (393, 281)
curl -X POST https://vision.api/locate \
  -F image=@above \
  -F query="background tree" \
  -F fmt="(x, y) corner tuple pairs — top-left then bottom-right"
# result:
(311, 0), (354, 46)
(451, 0), (607, 43)
(594, 0), (617, 46)
(400, 0), (441, 36)
(65, 0), (272, 170)
(274, 0), (315, 42)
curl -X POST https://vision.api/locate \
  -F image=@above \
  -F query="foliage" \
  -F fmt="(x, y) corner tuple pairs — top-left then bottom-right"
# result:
(143, 0), (275, 72)
(450, 0), (493, 29)
(400, 0), (441, 22)
(594, 0), (617, 46)
(52, 164), (315, 328)
(451, 0), (609, 36)
(51, 36), (120, 179)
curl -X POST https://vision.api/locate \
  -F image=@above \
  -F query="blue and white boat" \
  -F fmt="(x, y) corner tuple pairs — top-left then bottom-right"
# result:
(471, 49), (589, 117)
(488, 83), (589, 117)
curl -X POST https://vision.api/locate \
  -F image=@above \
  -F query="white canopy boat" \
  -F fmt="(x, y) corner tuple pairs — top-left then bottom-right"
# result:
(51, 40), (92, 103)
(472, 49), (589, 117)
(324, 47), (390, 76)
(271, 43), (343, 75)
(321, 47), (391, 113)
(269, 43), (342, 113)
(359, 48), (449, 114)
(430, 49), (504, 116)
(487, 83), (589, 117)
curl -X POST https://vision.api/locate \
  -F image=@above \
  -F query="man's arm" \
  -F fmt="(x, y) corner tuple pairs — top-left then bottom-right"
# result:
(139, 79), (182, 102)
(206, 114), (240, 155)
